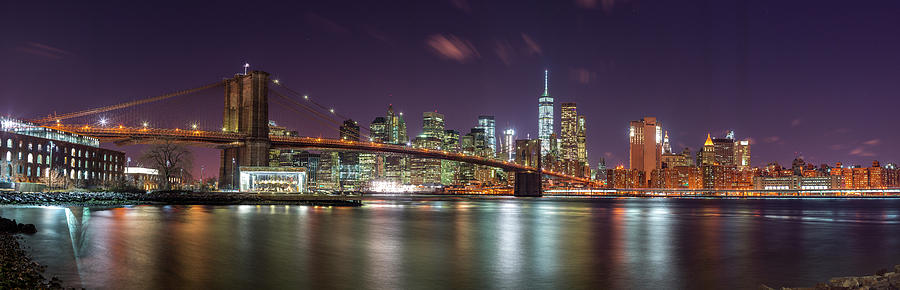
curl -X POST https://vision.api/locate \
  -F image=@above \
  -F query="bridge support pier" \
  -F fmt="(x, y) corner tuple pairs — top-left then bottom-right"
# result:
(218, 70), (271, 190)
(513, 171), (542, 197)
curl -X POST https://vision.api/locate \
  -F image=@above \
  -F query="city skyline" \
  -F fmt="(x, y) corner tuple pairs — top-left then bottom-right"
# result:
(3, 0), (899, 174)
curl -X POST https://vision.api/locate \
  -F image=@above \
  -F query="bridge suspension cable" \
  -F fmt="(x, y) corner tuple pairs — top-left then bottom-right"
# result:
(270, 80), (371, 133)
(30, 80), (225, 124)
(269, 88), (371, 139)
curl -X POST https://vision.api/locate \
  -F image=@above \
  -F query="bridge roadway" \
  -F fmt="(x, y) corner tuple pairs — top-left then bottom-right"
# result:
(51, 125), (596, 184)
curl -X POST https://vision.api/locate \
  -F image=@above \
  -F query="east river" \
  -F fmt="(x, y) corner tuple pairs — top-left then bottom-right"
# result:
(3, 197), (900, 289)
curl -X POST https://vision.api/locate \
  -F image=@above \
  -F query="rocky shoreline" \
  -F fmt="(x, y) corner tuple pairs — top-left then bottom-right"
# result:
(0, 218), (63, 289)
(0, 191), (363, 207)
(764, 265), (900, 289)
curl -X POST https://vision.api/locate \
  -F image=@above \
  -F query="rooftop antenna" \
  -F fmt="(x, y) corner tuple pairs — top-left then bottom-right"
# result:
(542, 69), (549, 96)
(243, 63), (250, 75)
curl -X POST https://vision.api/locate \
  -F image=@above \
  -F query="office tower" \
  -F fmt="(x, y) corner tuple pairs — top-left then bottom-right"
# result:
(385, 105), (408, 145)
(560, 102), (578, 162)
(538, 70), (554, 156)
(629, 117), (662, 180)
(734, 139), (751, 170)
(711, 132), (735, 166)
(411, 136), (442, 185)
(338, 120), (360, 190)
(501, 129), (516, 161)
(515, 139), (542, 168)
(316, 151), (340, 190)
(662, 131), (672, 154)
(340, 119), (360, 141)
(369, 117), (387, 142)
(441, 130), (460, 185)
(423, 111), (445, 140)
(477, 115), (496, 154)
(701, 134), (715, 165)
(576, 115), (587, 164)
(595, 158), (608, 182)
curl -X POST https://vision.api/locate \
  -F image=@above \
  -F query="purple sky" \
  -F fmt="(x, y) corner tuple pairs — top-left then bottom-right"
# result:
(2, 0), (899, 177)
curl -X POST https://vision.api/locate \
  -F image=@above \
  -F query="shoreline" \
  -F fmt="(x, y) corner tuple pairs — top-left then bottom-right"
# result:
(3, 191), (900, 207)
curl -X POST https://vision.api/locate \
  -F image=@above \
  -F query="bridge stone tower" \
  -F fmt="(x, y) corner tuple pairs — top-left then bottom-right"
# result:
(219, 71), (271, 189)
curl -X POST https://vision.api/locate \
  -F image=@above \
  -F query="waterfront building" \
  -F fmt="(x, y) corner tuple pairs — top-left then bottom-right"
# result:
(752, 175), (841, 190)
(629, 117), (662, 180)
(0, 118), (125, 190)
(476, 115), (496, 154)
(538, 70), (554, 156)
(650, 166), (702, 189)
(501, 129), (515, 162)
(607, 166), (646, 188)
(124, 167), (159, 191)
(239, 166), (307, 193)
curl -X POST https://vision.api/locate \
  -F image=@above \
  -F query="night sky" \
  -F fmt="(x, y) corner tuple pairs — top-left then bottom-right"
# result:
(3, 0), (899, 177)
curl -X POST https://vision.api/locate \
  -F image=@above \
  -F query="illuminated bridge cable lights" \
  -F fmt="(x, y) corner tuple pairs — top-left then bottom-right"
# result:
(30, 80), (225, 124)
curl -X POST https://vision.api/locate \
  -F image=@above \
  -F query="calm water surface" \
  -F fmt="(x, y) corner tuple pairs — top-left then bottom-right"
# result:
(3, 197), (900, 289)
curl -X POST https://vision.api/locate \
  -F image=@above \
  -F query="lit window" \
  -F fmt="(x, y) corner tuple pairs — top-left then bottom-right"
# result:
(27, 153), (33, 163)
(36, 155), (42, 164)
(4, 151), (9, 161)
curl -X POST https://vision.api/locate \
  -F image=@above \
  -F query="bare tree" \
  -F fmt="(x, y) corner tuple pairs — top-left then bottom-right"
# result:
(141, 139), (193, 190)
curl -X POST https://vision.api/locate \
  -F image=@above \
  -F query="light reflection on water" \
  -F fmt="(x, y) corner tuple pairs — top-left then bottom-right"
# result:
(2, 198), (900, 289)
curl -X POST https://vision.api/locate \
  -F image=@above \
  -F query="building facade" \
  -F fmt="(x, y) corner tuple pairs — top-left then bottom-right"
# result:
(629, 117), (662, 180)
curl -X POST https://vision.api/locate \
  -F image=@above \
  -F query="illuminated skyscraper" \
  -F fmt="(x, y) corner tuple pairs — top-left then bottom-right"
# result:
(629, 117), (662, 180)
(734, 139), (751, 170)
(662, 131), (672, 154)
(576, 115), (587, 164)
(538, 70), (553, 156)
(385, 105), (408, 145)
(477, 115), (496, 154)
(560, 102), (578, 162)
(701, 133), (715, 165)
(501, 128), (515, 161)
(423, 111), (445, 140)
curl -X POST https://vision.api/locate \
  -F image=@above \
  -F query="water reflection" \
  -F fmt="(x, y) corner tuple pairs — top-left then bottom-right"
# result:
(3, 198), (900, 289)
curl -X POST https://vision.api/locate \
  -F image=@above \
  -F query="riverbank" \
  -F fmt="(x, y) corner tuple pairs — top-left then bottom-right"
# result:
(0, 220), (63, 289)
(0, 191), (363, 207)
(764, 265), (900, 289)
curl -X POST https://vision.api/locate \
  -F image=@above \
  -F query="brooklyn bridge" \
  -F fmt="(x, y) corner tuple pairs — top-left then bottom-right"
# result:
(27, 70), (597, 196)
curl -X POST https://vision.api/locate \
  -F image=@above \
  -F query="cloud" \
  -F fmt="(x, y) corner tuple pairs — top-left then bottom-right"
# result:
(449, 0), (471, 14)
(863, 139), (881, 145)
(364, 26), (391, 44)
(790, 118), (801, 127)
(849, 146), (876, 157)
(763, 136), (781, 144)
(305, 12), (349, 34)
(571, 68), (597, 84)
(16, 42), (72, 59)
(575, 0), (627, 12)
(604, 152), (615, 158)
(829, 144), (847, 151)
(426, 34), (480, 63)
(493, 40), (515, 66)
(520, 33), (542, 56)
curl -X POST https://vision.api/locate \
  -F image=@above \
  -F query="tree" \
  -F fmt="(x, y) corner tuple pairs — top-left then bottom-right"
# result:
(141, 139), (193, 190)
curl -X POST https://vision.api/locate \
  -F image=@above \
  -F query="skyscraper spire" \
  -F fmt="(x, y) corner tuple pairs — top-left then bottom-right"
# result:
(543, 69), (549, 96)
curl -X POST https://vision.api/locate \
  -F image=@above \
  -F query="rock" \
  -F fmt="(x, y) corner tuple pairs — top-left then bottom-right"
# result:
(829, 277), (860, 288)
